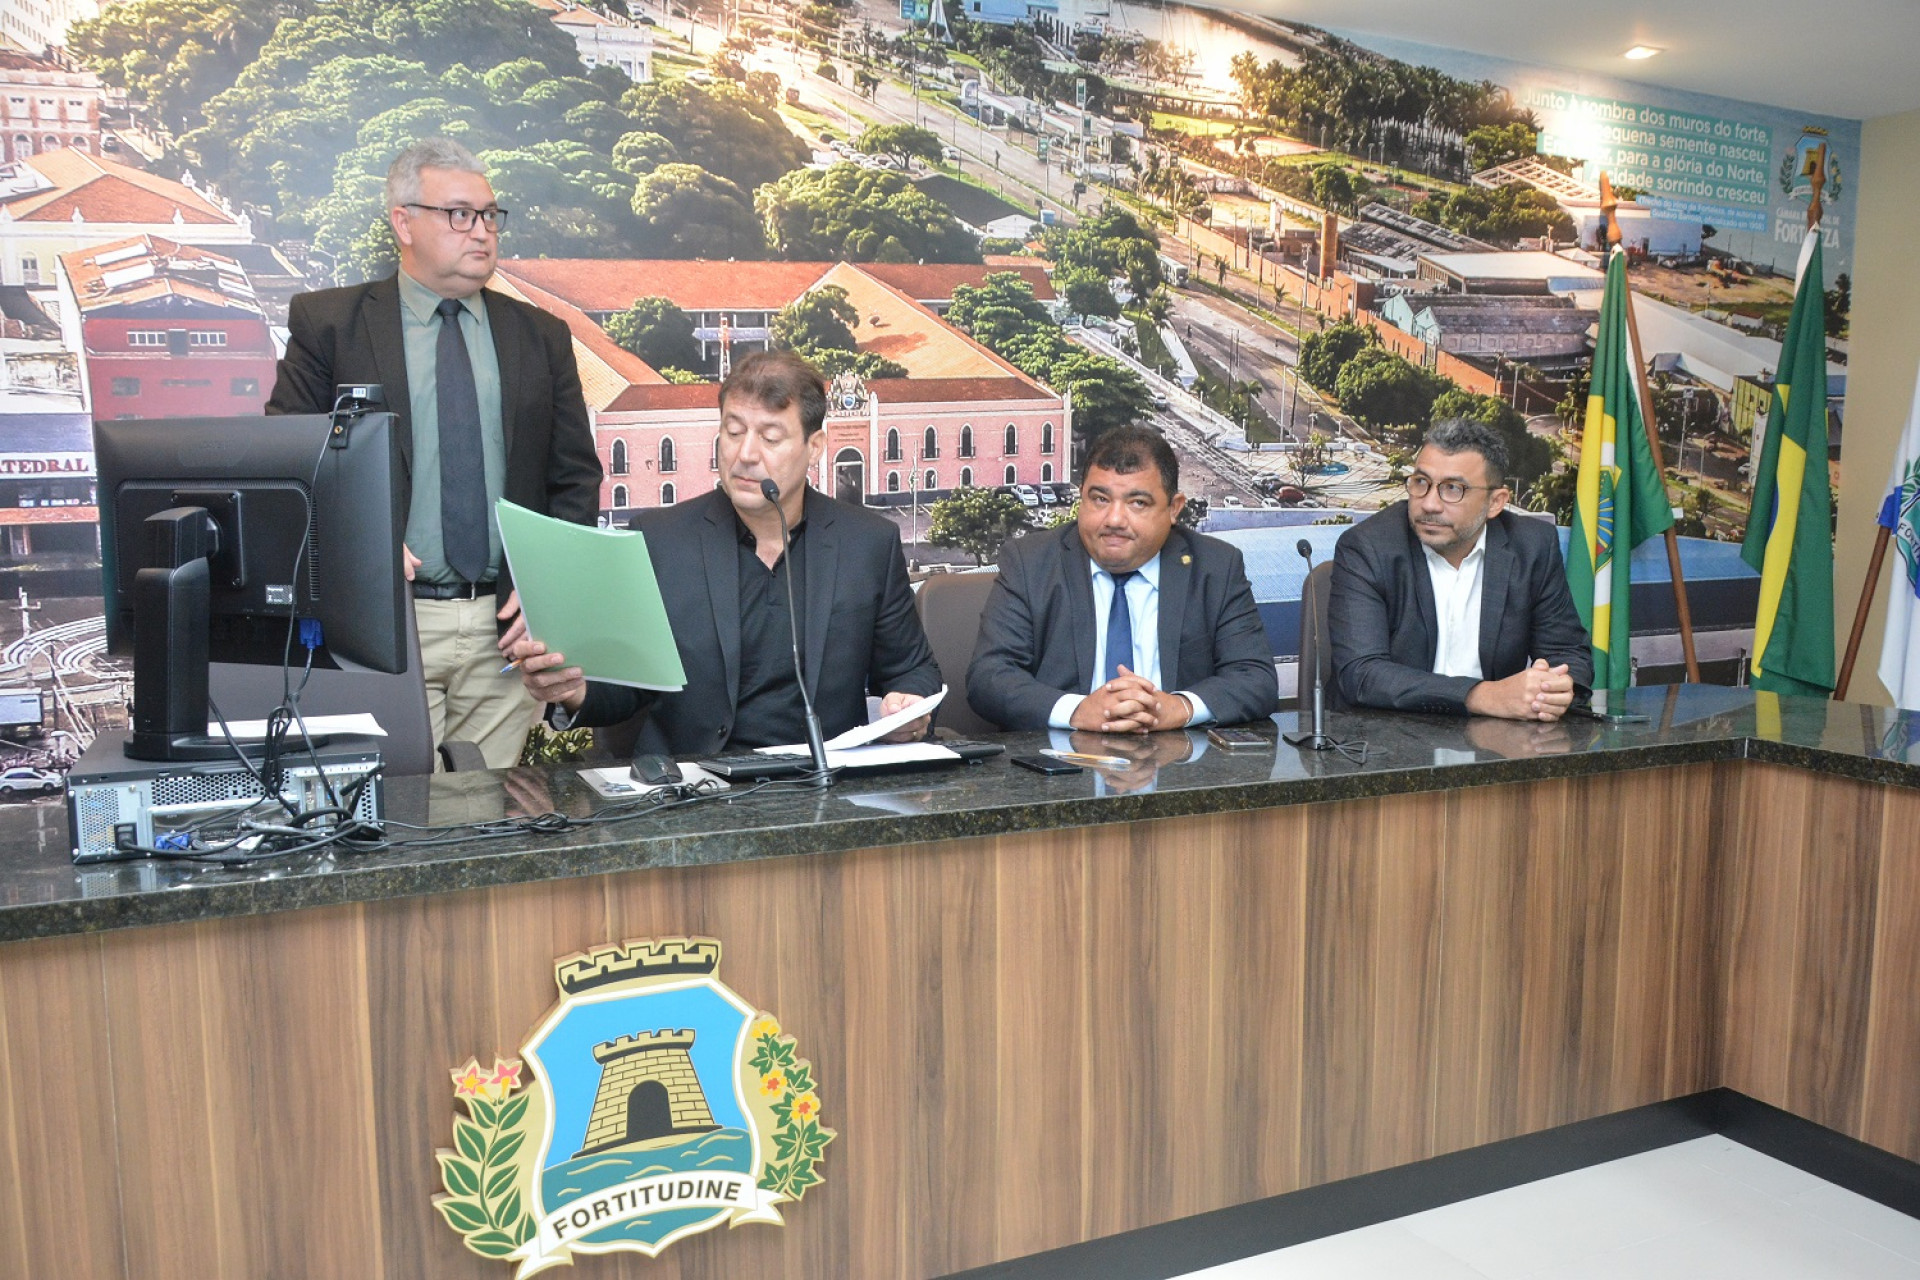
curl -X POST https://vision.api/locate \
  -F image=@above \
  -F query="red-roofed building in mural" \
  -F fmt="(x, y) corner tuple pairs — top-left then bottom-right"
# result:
(0, 148), (251, 295)
(58, 235), (275, 419)
(493, 259), (1070, 519)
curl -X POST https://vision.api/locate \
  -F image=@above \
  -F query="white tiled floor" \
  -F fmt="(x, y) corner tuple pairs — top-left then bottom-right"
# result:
(1180, 1137), (1920, 1279)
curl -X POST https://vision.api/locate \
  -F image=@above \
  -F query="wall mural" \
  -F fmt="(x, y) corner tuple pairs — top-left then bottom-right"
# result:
(0, 0), (1860, 773)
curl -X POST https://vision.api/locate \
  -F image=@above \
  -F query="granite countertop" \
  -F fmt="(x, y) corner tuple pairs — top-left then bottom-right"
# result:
(3, 686), (1917, 944)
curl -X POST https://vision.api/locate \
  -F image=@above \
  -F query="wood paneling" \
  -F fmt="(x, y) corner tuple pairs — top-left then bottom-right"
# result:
(4, 758), (1920, 1277)
(1862, 784), (1920, 1157)
(0, 933), (122, 1280)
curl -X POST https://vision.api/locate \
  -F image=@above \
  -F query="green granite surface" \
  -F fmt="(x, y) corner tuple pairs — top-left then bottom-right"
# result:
(4, 687), (1916, 943)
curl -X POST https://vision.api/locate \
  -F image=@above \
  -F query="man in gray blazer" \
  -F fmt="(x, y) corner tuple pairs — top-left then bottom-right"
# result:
(516, 351), (940, 756)
(967, 426), (1278, 732)
(1328, 418), (1591, 719)
(267, 138), (601, 767)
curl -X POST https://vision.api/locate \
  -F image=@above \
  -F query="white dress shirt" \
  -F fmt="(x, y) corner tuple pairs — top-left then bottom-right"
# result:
(1047, 553), (1215, 728)
(1423, 528), (1487, 680)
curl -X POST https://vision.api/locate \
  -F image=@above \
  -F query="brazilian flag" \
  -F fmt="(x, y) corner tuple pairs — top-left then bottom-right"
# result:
(1567, 248), (1673, 694)
(1740, 231), (1834, 696)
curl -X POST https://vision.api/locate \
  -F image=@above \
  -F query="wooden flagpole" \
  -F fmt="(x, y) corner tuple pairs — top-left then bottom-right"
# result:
(1836, 524), (1889, 699)
(1601, 173), (1702, 682)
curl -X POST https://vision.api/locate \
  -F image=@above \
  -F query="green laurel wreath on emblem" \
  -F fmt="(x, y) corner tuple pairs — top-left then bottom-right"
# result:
(435, 1058), (538, 1260)
(747, 1016), (835, 1201)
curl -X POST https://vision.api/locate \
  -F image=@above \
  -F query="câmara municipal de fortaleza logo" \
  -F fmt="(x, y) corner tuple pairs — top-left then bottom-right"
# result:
(434, 937), (833, 1274)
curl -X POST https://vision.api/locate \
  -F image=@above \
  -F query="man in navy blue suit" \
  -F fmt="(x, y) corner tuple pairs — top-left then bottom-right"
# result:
(967, 426), (1277, 733)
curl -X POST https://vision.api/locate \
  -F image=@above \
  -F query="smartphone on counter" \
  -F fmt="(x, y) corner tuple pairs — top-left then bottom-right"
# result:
(1207, 727), (1270, 751)
(1010, 754), (1084, 776)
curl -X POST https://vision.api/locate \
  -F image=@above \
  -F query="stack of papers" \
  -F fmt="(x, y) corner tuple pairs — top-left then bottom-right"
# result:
(753, 687), (953, 769)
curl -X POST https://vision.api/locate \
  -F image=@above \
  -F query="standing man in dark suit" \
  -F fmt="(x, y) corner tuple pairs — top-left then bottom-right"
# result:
(267, 138), (602, 768)
(514, 350), (940, 756)
(1328, 418), (1590, 719)
(967, 426), (1277, 732)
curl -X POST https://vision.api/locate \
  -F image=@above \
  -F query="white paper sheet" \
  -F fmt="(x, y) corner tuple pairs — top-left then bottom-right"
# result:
(752, 685), (949, 756)
(211, 713), (386, 739)
(822, 742), (959, 769)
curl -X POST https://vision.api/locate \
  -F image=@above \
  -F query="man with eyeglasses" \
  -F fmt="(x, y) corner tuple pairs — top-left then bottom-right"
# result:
(1327, 418), (1590, 720)
(268, 138), (601, 767)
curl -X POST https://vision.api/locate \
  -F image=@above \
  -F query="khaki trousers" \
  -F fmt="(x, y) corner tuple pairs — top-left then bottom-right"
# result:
(413, 596), (538, 770)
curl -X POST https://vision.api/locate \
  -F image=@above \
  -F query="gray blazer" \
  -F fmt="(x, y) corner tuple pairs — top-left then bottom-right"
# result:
(966, 523), (1278, 730)
(1327, 502), (1592, 714)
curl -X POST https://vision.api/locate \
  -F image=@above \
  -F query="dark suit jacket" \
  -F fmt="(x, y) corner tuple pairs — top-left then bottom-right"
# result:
(966, 523), (1278, 730)
(570, 488), (942, 757)
(1328, 502), (1592, 714)
(264, 273), (603, 596)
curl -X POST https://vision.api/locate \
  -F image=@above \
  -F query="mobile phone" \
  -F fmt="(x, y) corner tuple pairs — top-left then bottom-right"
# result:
(1207, 727), (1269, 750)
(1010, 753), (1084, 776)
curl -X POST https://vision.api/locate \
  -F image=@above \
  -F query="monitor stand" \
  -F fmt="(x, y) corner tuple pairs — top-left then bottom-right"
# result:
(124, 507), (331, 763)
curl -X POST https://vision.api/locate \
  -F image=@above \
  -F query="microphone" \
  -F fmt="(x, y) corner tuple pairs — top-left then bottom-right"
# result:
(760, 478), (831, 786)
(1283, 538), (1332, 750)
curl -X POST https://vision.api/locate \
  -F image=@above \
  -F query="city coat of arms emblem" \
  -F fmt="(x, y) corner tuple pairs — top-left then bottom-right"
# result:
(434, 938), (832, 1273)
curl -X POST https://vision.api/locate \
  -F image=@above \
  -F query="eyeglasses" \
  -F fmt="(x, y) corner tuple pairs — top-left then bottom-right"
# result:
(1406, 474), (1499, 504)
(404, 203), (509, 233)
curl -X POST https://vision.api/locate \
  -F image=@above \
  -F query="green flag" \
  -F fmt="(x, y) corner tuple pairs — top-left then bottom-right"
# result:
(1566, 248), (1673, 694)
(1739, 230), (1834, 697)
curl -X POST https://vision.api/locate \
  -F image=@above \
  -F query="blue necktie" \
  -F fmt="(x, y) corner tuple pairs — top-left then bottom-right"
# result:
(1103, 570), (1137, 684)
(435, 297), (489, 584)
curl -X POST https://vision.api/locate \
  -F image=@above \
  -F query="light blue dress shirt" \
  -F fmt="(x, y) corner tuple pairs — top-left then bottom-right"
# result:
(1046, 552), (1215, 729)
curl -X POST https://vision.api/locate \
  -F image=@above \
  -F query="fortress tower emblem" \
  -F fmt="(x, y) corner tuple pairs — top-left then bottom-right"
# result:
(574, 1028), (719, 1157)
(435, 936), (835, 1270)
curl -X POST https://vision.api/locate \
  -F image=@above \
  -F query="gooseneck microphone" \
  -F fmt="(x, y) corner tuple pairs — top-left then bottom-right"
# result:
(761, 478), (831, 786)
(1283, 538), (1332, 750)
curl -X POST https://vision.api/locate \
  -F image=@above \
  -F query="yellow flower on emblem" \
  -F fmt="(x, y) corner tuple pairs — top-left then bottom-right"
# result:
(450, 1059), (486, 1099)
(760, 1071), (787, 1097)
(791, 1091), (820, 1123)
(752, 1016), (781, 1039)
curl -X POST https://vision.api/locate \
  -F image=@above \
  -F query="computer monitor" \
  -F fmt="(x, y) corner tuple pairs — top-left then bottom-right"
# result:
(94, 411), (408, 761)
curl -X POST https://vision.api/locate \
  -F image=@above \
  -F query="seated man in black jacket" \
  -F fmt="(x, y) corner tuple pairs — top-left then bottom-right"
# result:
(1328, 418), (1591, 720)
(514, 351), (940, 756)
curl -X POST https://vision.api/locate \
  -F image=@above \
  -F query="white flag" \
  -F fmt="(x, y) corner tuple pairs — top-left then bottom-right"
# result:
(1876, 361), (1920, 708)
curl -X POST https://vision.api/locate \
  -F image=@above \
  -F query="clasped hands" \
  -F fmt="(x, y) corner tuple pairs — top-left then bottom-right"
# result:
(1465, 658), (1576, 723)
(1068, 664), (1192, 734)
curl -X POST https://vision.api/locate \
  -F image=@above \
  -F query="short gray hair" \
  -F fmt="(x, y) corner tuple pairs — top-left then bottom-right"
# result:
(1424, 417), (1508, 486)
(385, 138), (487, 210)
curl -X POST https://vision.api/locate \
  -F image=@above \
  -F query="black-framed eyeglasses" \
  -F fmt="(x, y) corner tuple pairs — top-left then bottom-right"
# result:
(404, 203), (509, 232)
(1406, 474), (1498, 504)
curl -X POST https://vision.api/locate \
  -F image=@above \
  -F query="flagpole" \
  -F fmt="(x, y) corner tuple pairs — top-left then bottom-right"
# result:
(1796, 139), (1883, 700)
(1836, 525), (1890, 699)
(1601, 174), (1702, 683)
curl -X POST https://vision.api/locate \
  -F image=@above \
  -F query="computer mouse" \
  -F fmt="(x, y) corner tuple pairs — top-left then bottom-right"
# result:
(630, 753), (684, 787)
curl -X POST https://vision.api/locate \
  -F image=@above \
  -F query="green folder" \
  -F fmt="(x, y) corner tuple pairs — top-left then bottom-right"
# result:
(496, 500), (688, 691)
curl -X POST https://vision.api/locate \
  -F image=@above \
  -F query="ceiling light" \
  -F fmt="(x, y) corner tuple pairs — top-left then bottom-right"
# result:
(1623, 44), (1663, 60)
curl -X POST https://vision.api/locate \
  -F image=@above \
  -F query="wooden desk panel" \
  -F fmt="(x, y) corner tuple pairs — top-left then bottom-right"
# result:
(1, 759), (1916, 1278)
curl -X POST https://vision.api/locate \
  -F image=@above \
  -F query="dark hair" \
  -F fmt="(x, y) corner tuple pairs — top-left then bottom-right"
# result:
(720, 350), (827, 436)
(1423, 417), (1508, 486)
(1084, 425), (1179, 499)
